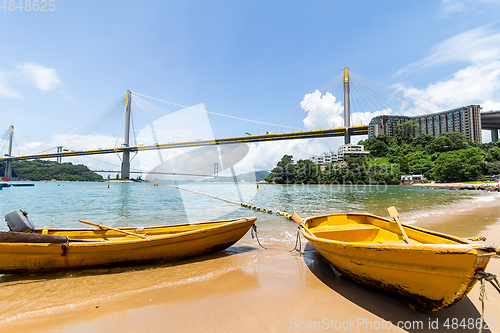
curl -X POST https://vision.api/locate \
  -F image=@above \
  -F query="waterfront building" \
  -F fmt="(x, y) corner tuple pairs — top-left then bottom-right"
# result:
(337, 143), (370, 160)
(310, 151), (338, 164)
(368, 105), (482, 142)
(400, 175), (426, 184)
(310, 144), (369, 165)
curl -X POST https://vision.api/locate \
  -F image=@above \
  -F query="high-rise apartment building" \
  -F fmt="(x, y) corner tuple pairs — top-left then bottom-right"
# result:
(368, 105), (482, 142)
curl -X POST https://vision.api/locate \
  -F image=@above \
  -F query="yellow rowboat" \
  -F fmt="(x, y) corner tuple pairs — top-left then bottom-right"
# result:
(292, 212), (499, 312)
(0, 217), (256, 274)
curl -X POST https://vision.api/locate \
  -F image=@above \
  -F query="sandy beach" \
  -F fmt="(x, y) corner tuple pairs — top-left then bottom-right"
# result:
(2, 196), (499, 333)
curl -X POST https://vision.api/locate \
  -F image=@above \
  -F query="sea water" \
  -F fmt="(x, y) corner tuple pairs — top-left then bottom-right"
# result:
(0, 181), (495, 230)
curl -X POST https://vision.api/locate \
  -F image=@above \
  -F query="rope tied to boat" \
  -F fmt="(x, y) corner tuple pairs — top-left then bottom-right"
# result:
(251, 224), (267, 249)
(60, 237), (70, 256)
(290, 225), (303, 254)
(475, 270), (500, 333)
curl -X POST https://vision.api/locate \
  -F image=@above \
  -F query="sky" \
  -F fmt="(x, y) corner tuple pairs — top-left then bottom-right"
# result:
(1, 0), (500, 175)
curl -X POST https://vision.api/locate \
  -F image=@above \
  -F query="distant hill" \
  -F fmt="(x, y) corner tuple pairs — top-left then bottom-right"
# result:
(238, 170), (270, 182)
(198, 170), (270, 183)
(9, 160), (103, 181)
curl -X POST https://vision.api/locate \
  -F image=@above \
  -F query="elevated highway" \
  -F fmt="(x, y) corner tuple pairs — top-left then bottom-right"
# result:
(481, 110), (500, 142)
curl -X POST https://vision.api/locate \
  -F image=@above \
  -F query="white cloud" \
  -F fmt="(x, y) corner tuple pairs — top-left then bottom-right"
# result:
(393, 23), (500, 116)
(300, 89), (393, 129)
(395, 61), (500, 112)
(245, 138), (343, 172)
(351, 109), (393, 126)
(17, 62), (61, 91)
(397, 25), (500, 75)
(301, 90), (344, 130)
(0, 62), (62, 98)
(440, 0), (500, 16)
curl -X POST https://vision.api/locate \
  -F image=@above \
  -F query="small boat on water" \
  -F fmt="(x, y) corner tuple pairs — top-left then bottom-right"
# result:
(0, 210), (257, 274)
(292, 210), (499, 312)
(0, 182), (11, 188)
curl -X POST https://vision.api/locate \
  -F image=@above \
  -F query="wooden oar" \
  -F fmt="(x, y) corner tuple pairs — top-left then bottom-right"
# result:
(387, 206), (411, 244)
(292, 212), (303, 226)
(78, 220), (150, 240)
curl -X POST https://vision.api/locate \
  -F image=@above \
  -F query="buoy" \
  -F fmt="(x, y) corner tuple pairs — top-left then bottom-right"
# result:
(268, 210), (272, 214)
(257, 184), (259, 189)
(107, 184), (110, 188)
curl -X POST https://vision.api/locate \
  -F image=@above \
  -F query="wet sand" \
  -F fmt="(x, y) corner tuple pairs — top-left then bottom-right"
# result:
(2, 198), (500, 333)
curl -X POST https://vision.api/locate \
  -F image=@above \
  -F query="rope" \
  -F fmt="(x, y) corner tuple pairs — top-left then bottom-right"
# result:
(170, 185), (301, 250)
(251, 224), (267, 249)
(475, 270), (500, 333)
(290, 225), (303, 254)
(172, 185), (294, 220)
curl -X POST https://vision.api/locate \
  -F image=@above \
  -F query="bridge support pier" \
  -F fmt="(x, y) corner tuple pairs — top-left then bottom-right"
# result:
(343, 68), (351, 145)
(491, 129), (499, 143)
(121, 91), (132, 179)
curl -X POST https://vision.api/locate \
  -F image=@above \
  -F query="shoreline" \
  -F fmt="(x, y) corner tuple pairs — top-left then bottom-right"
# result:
(2, 195), (500, 333)
(411, 182), (500, 191)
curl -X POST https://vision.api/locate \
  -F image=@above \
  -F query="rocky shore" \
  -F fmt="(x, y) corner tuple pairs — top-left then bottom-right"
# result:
(412, 182), (500, 191)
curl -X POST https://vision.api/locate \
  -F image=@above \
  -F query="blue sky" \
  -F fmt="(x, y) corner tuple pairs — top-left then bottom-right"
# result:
(1, 0), (500, 173)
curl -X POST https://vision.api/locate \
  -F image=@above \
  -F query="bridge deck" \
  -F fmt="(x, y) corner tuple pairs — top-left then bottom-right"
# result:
(0, 126), (368, 162)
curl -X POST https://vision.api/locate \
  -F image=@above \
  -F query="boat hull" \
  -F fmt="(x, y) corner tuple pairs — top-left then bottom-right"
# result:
(301, 213), (498, 312)
(0, 217), (256, 274)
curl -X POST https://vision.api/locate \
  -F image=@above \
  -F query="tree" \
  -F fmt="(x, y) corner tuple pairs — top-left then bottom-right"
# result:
(440, 132), (467, 150)
(405, 151), (434, 177)
(266, 155), (296, 184)
(11, 160), (103, 181)
(431, 148), (484, 182)
(369, 140), (389, 157)
(395, 121), (421, 144)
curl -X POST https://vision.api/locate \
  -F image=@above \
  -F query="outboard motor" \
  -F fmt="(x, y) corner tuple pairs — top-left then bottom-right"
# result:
(5, 210), (35, 233)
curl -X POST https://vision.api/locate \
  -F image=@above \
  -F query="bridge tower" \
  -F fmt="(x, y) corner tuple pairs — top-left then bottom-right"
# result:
(343, 68), (351, 144)
(121, 90), (132, 179)
(5, 125), (14, 179)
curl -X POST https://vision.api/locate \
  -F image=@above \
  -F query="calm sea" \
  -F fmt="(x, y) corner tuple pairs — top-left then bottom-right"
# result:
(0, 181), (496, 232)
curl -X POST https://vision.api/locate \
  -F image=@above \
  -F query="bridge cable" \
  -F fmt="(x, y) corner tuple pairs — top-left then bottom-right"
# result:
(132, 91), (302, 130)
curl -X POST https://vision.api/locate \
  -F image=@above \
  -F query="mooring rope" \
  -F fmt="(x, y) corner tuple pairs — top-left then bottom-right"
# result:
(251, 224), (267, 249)
(290, 225), (303, 254)
(475, 270), (500, 333)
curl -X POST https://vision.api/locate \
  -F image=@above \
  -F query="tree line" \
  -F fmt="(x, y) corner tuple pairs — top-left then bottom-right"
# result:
(3, 160), (104, 181)
(265, 121), (500, 184)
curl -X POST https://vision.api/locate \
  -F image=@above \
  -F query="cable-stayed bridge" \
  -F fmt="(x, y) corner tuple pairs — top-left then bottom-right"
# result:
(7, 67), (493, 179)
(0, 68), (376, 179)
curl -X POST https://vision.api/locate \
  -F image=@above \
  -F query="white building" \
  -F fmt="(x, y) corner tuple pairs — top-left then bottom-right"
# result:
(310, 144), (370, 165)
(310, 151), (338, 164)
(337, 143), (370, 160)
(401, 175), (426, 184)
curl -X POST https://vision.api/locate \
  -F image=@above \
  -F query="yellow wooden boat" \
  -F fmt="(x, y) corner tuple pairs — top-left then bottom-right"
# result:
(293, 212), (499, 312)
(0, 217), (256, 274)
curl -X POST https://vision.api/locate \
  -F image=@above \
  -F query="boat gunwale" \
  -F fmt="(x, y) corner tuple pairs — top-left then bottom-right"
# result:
(301, 213), (499, 255)
(0, 217), (257, 247)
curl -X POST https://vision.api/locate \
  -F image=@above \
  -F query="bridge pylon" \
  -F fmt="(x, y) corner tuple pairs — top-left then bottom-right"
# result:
(343, 68), (350, 144)
(120, 90), (131, 179)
